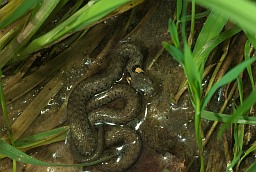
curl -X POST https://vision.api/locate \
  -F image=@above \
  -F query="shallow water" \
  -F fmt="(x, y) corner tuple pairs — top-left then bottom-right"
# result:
(1, 0), (204, 171)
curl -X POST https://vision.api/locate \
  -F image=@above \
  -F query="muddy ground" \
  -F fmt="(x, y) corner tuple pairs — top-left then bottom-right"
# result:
(0, 0), (238, 171)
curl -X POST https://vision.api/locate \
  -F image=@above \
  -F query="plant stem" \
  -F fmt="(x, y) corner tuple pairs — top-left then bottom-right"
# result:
(195, 100), (204, 172)
(0, 70), (15, 145)
(188, 0), (195, 47)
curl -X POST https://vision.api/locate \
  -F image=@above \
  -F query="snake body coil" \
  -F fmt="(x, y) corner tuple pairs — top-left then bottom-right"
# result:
(68, 43), (146, 171)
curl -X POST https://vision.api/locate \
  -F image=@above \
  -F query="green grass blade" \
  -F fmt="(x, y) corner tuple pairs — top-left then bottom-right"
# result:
(18, 0), (130, 61)
(201, 57), (256, 110)
(0, 0), (61, 68)
(183, 43), (204, 171)
(245, 161), (256, 172)
(0, 0), (40, 29)
(19, 0), (61, 44)
(201, 110), (256, 125)
(180, 1), (204, 170)
(0, 70), (14, 145)
(54, 0), (83, 24)
(193, 12), (228, 57)
(162, 42), (184, 65)
(181, 11), (210, 22)
(194, 26), (241, 72)
(237, 77), (243, 103)
(245, 31), (256, 50)
(168, 19), (180, 48)
(14, 126), (68, 149)
(0, 138), (114, 167)
(219, 88), (256, 137)
(195, 0), (256, 34)
(189, 0), (195, 45)
(184, 44), (202, 104)
(71, 0), (131, 32)
(225, 151), (243, 172)
(176, 0), (182, 24)
(239, 144), (256, 170)
(0, 23), (22, 51)
(244, 40), (255, 90)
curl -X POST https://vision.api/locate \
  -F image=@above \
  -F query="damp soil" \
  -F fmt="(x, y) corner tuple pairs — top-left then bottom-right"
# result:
(1, 1), (196, 171)
(2, 0), (255, 172)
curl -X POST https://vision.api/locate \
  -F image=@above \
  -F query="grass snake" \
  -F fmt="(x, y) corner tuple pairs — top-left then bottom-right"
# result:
(67, 43), (153, 171)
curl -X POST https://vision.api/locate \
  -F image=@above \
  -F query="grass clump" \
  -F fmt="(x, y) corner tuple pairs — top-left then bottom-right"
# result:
(2, 0), (256, 171)
(0, 0), (142, 170)
(163, 0), (256, 171)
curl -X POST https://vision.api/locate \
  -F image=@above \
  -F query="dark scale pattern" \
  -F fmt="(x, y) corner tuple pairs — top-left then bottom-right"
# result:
(67, 43), (146, 171)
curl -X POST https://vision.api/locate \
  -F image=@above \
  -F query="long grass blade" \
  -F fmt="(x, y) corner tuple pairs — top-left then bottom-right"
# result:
(167, 19), (180, 48)
(0, 0), (133, 68)
(195, 0), (256, 34)
(14, 126), (68, 149)
(238, 143), (256, 171)
(201, 110), (256, 125)
(184, 43), (202, 104)
(0, 70), (14, 145)
(219, 88), (256, 137)
(0, 0), (61, 68)
(244, 40), (255, 89)
(201, 57), (256, 110)
(0, 138), (114, 167)
(194, 26), (241, 73)
(246, 162), (256, 172)
(162, 42), (184, 65)
(0, 0), (39, 29)
(193, 12), (227, 57)
(19, 0), (130, 60)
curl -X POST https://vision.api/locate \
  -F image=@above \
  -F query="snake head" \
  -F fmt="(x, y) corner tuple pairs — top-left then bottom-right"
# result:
(128, 69), (155, 96)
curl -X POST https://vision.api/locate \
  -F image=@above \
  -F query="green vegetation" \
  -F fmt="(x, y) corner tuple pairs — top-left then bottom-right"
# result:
(0, 0), (132, 67)
(0, 0), (142, 171)
(163, 0), (256, 171)
(1, 0), (256, 171)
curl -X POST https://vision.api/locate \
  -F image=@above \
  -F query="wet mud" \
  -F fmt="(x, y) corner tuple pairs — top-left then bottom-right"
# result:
(1, 0), (203, 171)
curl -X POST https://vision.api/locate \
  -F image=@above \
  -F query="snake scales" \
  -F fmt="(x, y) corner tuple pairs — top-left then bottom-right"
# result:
(67, 43), (153, 171)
